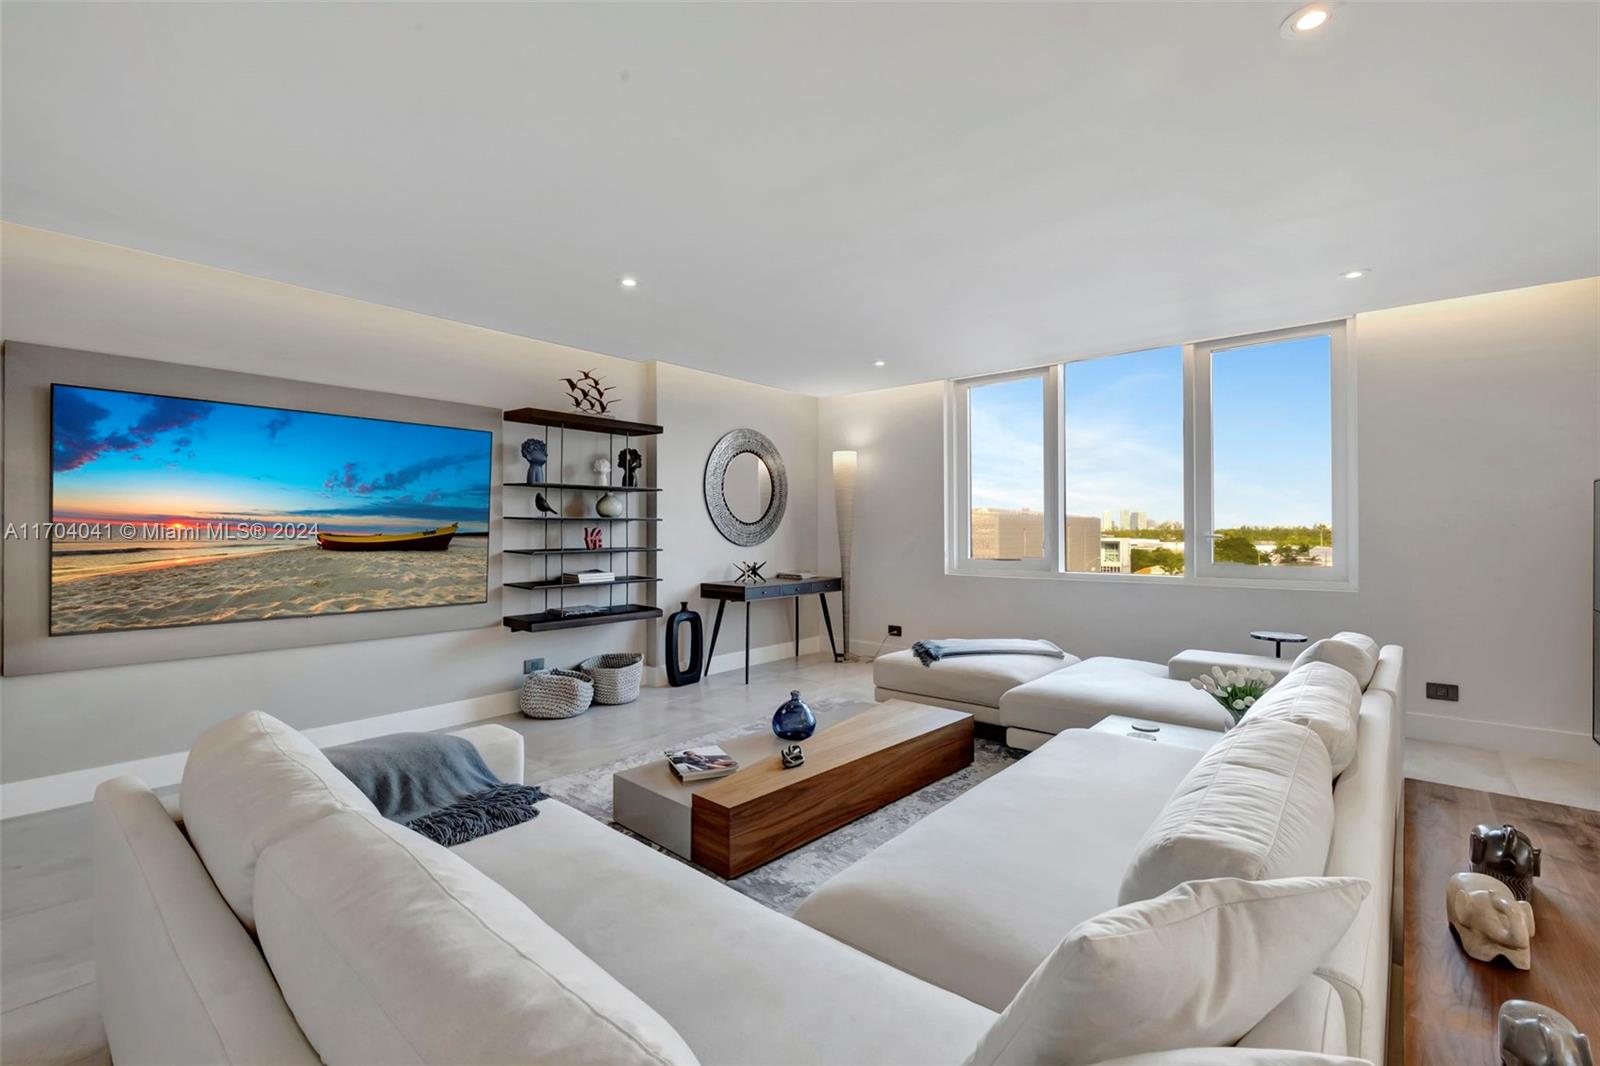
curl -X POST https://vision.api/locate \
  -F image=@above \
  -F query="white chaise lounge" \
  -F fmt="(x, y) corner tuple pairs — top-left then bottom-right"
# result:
(874, 637), (1383, 749)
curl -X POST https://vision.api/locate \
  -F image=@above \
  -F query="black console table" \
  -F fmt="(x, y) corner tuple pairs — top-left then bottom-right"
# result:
(699, 577), (843, 684)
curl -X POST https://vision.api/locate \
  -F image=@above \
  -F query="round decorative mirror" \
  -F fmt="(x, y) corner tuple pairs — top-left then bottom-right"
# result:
(704, 429), (787, 546)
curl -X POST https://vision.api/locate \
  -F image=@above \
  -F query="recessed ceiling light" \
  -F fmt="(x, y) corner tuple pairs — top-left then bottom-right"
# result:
(873, 360), (886, 367)
(1341, 268), (1369, 280)
(619, 276), (638, 289)
(1281, 3), (1333, 38)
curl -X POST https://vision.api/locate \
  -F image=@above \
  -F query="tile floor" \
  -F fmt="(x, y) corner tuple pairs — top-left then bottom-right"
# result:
(0, 654), (1593, 1064)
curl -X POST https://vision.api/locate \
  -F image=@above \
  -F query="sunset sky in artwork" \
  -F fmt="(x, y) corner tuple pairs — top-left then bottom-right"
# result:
(51, 385), (491, 533)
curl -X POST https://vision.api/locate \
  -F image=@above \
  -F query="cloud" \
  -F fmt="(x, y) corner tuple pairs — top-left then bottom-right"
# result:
(52, 390), (114, 471)
(323, 461), (361, 492)
(52, 391), (212, 471)
(262, 413), (294, 439)
(323, 452), (482, 497)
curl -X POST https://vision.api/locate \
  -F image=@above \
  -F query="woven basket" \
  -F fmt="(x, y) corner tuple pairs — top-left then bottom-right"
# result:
(518, 668), (594, 719)
(578, 653), (644, 705)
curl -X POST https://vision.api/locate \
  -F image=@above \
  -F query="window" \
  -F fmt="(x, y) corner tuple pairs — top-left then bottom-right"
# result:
(951, 369), (1057, 569)
(1194, 323), (1350, 583)
(1063, 346), (1184, 576)
(947, 321), (1353, 588)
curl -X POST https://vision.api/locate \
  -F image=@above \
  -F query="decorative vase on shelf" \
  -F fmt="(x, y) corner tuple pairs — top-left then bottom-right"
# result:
(595, 492), (624, 518)
(772, 690), (816, 741)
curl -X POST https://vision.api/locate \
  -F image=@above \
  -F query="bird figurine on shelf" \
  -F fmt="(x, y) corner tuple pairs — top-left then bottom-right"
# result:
(535, 492), (559, 517)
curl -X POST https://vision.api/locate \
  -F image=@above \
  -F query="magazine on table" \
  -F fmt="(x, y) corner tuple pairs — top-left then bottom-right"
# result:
(664, 745), (739, 781)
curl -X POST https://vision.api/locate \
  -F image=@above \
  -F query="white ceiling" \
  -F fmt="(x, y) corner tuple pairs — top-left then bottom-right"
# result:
(3, 3), (1596, 396)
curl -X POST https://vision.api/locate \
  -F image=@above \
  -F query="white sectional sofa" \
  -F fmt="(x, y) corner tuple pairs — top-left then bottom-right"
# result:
(806, 639), (1404, 1064)
(876, 641), (1305, 748)
(94, 640), (1399, 1066)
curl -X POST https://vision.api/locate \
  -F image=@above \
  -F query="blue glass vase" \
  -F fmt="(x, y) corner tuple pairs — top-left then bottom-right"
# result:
(771, 690), (817, 741)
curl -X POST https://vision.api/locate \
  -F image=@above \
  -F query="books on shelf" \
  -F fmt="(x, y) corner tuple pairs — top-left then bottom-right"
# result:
(562, 569), (615, 584)
(664, 745), (739, 782)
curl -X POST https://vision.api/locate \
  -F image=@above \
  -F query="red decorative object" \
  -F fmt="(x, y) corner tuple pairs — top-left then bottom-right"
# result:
(583, 526), (604, 550)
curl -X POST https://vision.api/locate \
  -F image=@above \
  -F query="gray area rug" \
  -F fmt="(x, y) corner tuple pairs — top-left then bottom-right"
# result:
(540, 698), (1019, 915)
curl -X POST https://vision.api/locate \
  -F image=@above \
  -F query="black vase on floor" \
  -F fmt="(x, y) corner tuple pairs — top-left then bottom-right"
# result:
(665, 601), (703, 687)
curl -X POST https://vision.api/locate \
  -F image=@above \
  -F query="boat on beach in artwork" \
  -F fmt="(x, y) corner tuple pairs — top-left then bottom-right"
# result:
(316, 523), (459, 552)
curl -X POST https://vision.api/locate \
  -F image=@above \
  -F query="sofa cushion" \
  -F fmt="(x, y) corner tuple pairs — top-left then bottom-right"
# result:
(1001, 657), (1231, 736)
(1166, 650), (1292, 685)
(1238, 975), (1348, 1057)
(180, 710), (378, 929)
(1291, 633), (1379, 689)
(964, 876), (1370, 1066)
(93, 776), (320, 1066)
(1246, 662), (1362, 774)
(1118, 718), (1335, 905)
(794, 729), (1204, 1010)
(454, 800), (994, 1066)
(255, 810), (699, 1066)
(873, 647), (1079, 715)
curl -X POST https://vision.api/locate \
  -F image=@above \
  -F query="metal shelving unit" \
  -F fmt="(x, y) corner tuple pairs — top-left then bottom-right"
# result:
(501, 406), (663, 634)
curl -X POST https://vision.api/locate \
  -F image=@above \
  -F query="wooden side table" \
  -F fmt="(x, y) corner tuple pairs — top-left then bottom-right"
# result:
(1403, 779), (1600, 1064)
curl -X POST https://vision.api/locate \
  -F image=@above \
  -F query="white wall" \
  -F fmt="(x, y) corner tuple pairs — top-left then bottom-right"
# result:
(653, 362), (821, 673)
(819, 278), (1600, 762)
(0, 225), (823, 796)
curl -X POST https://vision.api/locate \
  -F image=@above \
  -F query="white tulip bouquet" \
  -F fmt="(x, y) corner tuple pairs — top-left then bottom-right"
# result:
(1189, 666), (1276, 727)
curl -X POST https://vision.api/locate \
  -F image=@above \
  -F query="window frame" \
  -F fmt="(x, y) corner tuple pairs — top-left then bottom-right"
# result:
(946, 365), (1061, 574)
(1191, 320), (1355, 586)
(944, 319), (1357, 591)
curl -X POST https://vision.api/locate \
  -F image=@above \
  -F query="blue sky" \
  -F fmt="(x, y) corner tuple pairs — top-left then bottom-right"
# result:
(52, 385), (491, 533)
(970, 335), (1332, 527)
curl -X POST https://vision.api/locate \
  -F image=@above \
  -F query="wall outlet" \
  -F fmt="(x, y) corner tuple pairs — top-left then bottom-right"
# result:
(887, 624), (903, 637)
(1425, 682), (1459, 702)
(523, 658), (545, 674)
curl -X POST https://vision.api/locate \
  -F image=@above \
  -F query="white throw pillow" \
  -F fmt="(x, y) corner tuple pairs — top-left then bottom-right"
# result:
(965, 877), (1370, 1066)
(1247, 662), (1362, 774)
(1118, 719), (1335, 905)
(255, 810), (699, 1066)
(180, 710), (378, 929)
(1291, 632), (1379, 689)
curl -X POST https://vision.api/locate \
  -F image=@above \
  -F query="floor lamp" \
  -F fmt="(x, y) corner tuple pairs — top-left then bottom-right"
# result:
(832, 450), (858, 662)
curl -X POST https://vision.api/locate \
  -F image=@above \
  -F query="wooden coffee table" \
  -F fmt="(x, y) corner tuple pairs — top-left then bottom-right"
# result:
(1403, 778), (1600, 1064)
(613, 701), (973, 878)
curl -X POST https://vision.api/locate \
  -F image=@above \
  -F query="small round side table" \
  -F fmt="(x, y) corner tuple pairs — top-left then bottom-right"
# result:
(1250, 630), (1309, 659)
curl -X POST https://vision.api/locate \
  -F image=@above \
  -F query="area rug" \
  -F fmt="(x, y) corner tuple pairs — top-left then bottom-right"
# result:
(539, 697), (1019, 915)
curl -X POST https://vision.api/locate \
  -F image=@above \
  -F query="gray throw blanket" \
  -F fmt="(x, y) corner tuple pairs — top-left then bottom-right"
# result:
(325, 732), (546, 847)
(911, 638), (1067, 667)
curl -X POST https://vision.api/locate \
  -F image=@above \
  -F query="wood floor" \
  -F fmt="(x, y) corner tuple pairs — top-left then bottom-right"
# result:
(2, 653), (1595, 1064)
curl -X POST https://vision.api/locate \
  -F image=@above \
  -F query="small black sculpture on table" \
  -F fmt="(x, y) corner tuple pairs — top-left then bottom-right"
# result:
(617, 447), (643, 488)
(520, 438), (547, 485)
(735, 561), (767, 584)
(1471, 823), (1542, 902)
(1499, 1000), (1593, 1066)
(780, 744), (805, 770)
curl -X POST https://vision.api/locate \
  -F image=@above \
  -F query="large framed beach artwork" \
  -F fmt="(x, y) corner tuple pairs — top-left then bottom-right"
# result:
(49, 385), (492, 634)
(2, 344), (501, 675)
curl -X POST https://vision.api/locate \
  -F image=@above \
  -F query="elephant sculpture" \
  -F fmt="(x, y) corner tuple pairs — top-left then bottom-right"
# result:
(1500, 1000), (1593, 1066)
(1471, 822), (1542, 901)
(1446, 871), (1535, 970)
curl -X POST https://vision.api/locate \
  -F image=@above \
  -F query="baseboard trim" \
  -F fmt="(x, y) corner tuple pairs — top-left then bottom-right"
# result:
(0, 690), (518, 819)
(1406, 710), (1600, 767)
(644, 636), (825, 685)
